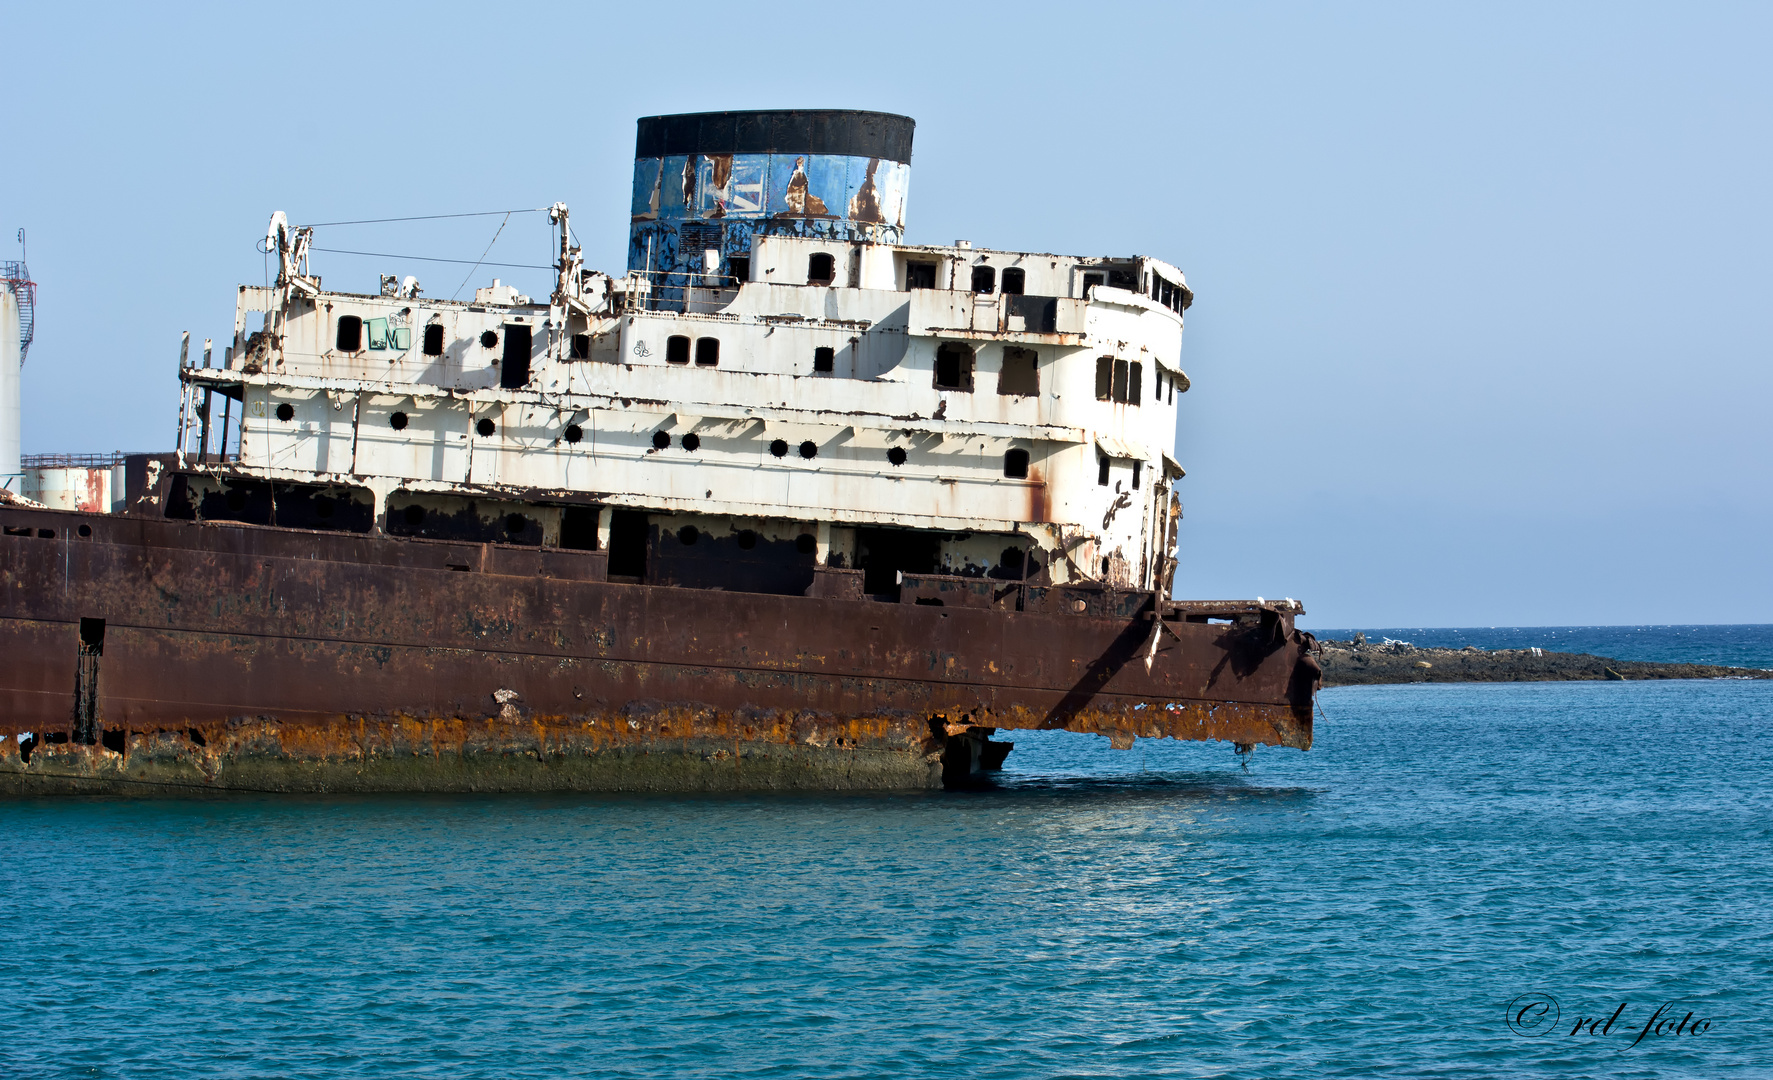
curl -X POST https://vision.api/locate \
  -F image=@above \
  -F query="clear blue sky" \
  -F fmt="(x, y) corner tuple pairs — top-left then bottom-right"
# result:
(6, 2), (1768, 627)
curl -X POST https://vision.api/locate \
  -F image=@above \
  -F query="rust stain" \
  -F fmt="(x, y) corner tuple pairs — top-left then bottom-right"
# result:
(848, 158), (884, 223)
(779, 157), (830, 218)
(0, 505), (1317, 793)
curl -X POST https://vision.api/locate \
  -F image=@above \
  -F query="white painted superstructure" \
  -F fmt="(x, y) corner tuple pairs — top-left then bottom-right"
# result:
(182, 197), (1195, 594)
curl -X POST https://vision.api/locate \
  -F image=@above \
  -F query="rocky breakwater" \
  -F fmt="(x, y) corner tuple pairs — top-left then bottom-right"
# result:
(1318, 635), (1773, 687)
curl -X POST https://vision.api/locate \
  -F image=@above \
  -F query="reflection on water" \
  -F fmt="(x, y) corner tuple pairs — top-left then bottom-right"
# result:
(1, 681), (1769, 1078)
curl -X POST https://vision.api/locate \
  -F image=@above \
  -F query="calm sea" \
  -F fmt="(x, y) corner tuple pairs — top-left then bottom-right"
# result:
(4, 633), (1771, 1078)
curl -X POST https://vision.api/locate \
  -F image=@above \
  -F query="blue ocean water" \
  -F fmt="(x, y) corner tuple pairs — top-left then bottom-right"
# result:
(5, 680), (1772, 1077)
(1308, 623), (1773, 669)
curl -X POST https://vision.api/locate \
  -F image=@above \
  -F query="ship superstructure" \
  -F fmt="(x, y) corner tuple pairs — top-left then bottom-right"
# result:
(188, 110), (1193, 600)
(0, 110), (1317, 795)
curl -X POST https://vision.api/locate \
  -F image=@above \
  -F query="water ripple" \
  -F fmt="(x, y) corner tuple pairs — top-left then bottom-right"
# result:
(1, 680), (1769, 1078)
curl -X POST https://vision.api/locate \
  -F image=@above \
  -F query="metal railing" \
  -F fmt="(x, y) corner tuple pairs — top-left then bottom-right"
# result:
(21, 452), (135, 470)
(1, 260), (34, 364)
(621, 269), (744, 314)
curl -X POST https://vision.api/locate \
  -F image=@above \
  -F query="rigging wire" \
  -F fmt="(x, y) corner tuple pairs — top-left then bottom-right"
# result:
(451, 212), (516, 301)
(309, 246), (552, 270)
(295, 207), (549, 228)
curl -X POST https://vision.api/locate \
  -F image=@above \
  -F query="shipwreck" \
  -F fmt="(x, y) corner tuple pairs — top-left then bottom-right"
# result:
(0, 109), (1319, 793)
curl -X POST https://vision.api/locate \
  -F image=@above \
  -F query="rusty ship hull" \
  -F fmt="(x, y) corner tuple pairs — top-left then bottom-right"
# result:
(0, 504), (1317, 795)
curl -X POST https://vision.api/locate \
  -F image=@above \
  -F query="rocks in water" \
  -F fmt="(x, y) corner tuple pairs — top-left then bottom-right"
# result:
(1314, 637), (1772, 687)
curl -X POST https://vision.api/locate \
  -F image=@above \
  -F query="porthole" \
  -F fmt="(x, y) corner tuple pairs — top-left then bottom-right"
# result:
(887, 446), (907, 466)
(798, 440), (818, 460)
(796, 533), (817, 555)
(476, 418), (496, 437)
(505, 513), (527, 535)
(564, 423), (583, 444)
(736, 529), (757, 550)
(389, 411), (409, 430)
(480, 330), (499, 349)
(769, 439), (788, 458)
(678, 525), (699, 546)
(681, 433), (701, 452)
(652, 430), (671, 451)
(275, 402), (294, 422)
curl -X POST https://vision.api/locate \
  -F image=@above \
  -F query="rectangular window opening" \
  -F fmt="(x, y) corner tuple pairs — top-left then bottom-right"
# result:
(1001, 268), (1026, 295)
(1128, 362), (1142, 406)
(570, 333), (591, 360)
(1095, 356), (1113, 401)
(813, 346), (835, 373)
(1004, 448), (1030, 479)
(423, 323), (445, 356)
(971, 265), (996, 294)
(1098, 456), (1111, 486)
(559, 506), (600, 551)
(695, 337), (720, 366)
(335, 316), (362, 352)
(808, 252), (836, 285)
(665, 335), (691, 364)
(905, 262), (938, 290)
(998, 346), (1038, 396)
(1081, 272), (1105, 298)
(933, 343), (974, 391)
(1132, 460), (1142, 490)
(1112, 359), (1129, 403)
(727, 256), (750, 285)
(500, 324), (533, 389)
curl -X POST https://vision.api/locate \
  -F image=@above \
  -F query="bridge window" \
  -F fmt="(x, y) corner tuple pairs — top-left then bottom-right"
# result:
(727, 256), (750, 284)
(1081, 272), (1104, 298)
(1094, 357), (1141, 405)
(1004, 448), (1029, 479)
(808, 253), (835, 285)
(666, 335), (691, 364)
(695, 337), (720, 366)
(971, 266), (996, 294)
(934, 343), (974, 391)
(1001, 268), (1025, 295)
(336, 316), (362, 352)
(905, 262), (938, 290)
